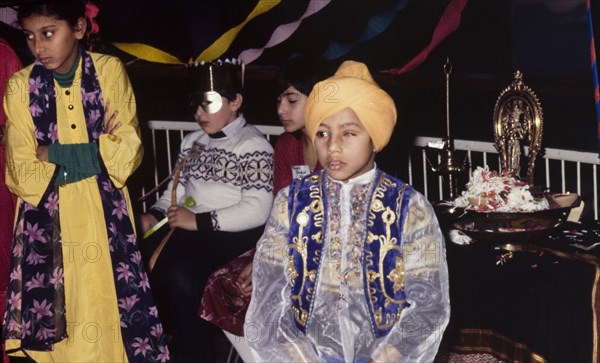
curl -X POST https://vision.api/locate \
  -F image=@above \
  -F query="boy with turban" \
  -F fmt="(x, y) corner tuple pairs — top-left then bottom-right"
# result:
(245, 61), (450, 362)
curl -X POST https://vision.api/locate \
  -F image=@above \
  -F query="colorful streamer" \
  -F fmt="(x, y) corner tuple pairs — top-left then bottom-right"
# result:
(196, 0), (282, 62)
(381, 0), (468, 75)
(112, 42), (184, 64)
(586, 0), (600, 155)
(321, 0), (410, 61)
(239, 0), (331, 64)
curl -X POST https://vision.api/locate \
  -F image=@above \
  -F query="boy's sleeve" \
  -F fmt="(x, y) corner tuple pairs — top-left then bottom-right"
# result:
(370, 191), (451, 362)
(97, 56), (143, 188)
(245, 188), (321, 361)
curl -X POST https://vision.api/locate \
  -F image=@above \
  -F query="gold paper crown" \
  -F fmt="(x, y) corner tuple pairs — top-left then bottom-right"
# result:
(188, 58), (245, 104)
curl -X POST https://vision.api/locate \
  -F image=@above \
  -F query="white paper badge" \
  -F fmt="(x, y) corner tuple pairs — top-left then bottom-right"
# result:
(292, 165), (311, 180)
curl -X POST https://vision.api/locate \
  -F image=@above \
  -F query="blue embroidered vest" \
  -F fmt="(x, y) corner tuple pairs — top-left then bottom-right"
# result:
(287, 170), (413, 338)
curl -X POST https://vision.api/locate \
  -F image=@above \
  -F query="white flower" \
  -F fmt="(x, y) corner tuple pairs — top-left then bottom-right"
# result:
(454, 166), (549, 212)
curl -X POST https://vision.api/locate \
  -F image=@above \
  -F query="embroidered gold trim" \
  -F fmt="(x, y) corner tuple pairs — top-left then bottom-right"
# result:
(289, 175), (324, 327)
(366, 177), (408, 330)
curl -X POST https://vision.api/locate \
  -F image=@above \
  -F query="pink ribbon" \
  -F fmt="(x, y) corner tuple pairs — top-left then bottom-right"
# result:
(239, 0), (331, 64)
(85, 1), (100, 36)
(381, 0), (468, 75)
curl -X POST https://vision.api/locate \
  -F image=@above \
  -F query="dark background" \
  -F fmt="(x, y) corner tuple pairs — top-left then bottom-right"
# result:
(1, 0), (598, 153)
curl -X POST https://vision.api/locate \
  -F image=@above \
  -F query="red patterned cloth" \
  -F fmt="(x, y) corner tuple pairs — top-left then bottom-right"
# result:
(0, 37), (22, 363)
(198, 248), (255, 336)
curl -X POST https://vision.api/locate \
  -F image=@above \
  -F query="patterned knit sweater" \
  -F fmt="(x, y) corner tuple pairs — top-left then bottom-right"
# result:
(151, 116), (274, 232)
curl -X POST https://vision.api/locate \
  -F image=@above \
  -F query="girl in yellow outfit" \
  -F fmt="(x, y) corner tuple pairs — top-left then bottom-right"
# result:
(3, 1), (169, 362)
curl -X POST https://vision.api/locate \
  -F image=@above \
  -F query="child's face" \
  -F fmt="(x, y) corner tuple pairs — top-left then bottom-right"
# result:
(314, 107), (376, 182)
(21, 15), (85, 74)
(277, 86), (308, 134)
(194, 94), (241, 135)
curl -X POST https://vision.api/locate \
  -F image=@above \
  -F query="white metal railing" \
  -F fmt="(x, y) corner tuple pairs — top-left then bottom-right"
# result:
(140, 120), (600, 220)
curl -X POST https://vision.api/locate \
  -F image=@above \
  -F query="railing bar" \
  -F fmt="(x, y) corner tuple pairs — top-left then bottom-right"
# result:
(150, 129), (159, 211)
(422, 149), (428, 198)
(166, 131), (173, 175)
(545, 158), (550, 191)
(561, 160), (566, 193)
(594, 164), (598, 220)
(147, 120), (199, 131)
(467, 150), (472, 174)
(141, 186), (146, 213)
(408, 155), (413, 186)
(542, 148), (600, 164)
(413, 136), (600, 164)
(576, 162), (581, 196)
(498, 155), (502, 174)
(438, 154), (443, 200)
(256, 125), (286, 137)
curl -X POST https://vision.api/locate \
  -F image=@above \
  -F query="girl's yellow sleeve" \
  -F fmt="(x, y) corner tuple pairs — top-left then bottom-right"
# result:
(95, 54), (143, 188)
(4, 69), (56, 207)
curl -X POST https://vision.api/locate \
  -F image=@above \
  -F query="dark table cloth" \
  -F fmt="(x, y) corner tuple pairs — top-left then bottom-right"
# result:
(439, 220), (600, 363)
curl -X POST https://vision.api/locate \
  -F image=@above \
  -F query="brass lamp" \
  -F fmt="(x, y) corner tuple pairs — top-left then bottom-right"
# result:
(427, 58), (468, 200)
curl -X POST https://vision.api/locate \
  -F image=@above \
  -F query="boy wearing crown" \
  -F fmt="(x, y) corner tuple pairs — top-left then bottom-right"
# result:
(245, 61), (450, 362)
(139, 59), (274, 362)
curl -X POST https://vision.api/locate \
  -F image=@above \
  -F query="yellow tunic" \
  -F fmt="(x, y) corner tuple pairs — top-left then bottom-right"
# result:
(3, 53), (142, 362)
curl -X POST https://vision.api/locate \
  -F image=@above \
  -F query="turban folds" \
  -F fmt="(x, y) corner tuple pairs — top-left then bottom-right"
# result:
(304, 60), (397, 152)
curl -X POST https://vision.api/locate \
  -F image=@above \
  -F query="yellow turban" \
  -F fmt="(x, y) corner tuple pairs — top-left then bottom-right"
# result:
(304, 60), (397, 152)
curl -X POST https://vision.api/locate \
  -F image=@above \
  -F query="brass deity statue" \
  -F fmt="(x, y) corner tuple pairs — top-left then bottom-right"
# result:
(493, 71), (543, 185)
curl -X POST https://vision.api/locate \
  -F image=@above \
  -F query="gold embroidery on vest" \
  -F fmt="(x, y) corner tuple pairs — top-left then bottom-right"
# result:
(365, 177), (409, 331)
(290, 205), (310, 326)
(290, 176), (324, 328)
(287, 255), (298, 280)
(387, 257), (405, 293)
(374, 308), (383, 325)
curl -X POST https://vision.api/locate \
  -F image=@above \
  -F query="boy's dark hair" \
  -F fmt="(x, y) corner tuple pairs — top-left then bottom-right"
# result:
(275, 56), (328, 97)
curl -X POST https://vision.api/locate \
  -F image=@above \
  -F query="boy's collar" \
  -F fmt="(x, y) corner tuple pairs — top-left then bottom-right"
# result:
(208, 115), (245, 139)
(327, 164), (377, 186)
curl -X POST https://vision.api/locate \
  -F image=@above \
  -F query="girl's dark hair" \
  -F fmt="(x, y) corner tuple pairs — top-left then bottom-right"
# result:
(17, 0), (103, 51)
(17, 0), (85, 27)
(275, 56), (329, 97)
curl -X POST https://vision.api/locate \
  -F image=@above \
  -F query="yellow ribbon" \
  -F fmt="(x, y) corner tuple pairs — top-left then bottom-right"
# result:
(112, 42), (184, 64)
(111, 0), (281, 64)
(196, 0), (281, 62)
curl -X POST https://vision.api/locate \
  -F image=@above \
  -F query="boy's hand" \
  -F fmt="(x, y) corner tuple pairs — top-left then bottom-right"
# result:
(236, 262), (253, 297)
(167, 205), (197, 231)
(139, 213), (158, 234)
(36, 145), (49, 162)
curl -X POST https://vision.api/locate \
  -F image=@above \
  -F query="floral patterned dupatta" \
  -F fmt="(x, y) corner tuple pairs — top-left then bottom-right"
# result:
(3, 52), (169, 362)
